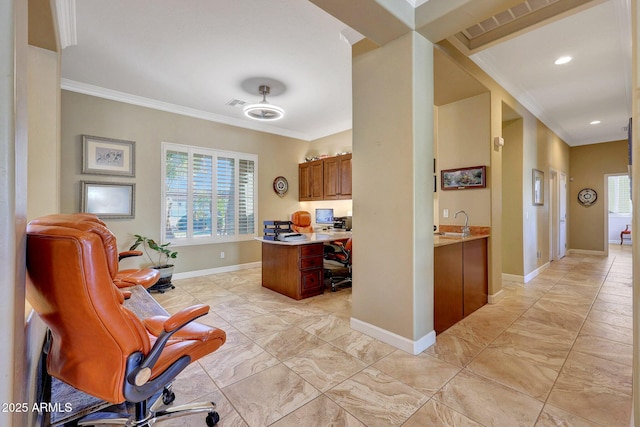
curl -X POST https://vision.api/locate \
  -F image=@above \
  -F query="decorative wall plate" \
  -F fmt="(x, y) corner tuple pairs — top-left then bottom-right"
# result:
(273, 176), (288, 196)
(577, 188), (597, 206)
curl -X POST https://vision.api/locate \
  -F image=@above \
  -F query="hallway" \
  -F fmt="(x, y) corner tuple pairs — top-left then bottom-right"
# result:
(153, 245), (633, 426)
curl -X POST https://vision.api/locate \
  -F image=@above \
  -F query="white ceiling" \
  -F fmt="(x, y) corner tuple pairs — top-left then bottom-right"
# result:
(61, 0), (631, 146)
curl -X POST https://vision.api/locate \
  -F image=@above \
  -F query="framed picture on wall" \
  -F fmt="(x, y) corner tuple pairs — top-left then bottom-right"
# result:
(82, 135), (136, 177)
(81, 181), (135, 219)
(441, 166), (486, 190)
(533, 169), (544, 206)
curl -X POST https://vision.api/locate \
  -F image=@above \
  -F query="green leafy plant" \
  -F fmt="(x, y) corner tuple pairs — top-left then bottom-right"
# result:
(129, 234), (178, 268)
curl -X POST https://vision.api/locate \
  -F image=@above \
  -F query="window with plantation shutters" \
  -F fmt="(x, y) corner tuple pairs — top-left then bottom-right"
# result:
(162, 142), (258, 245)
(608, 174), (632, 215)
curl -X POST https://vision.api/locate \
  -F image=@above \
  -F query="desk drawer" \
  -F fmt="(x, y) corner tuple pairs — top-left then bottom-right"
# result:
(301, 269), (323, 293)
(300, 255), (323, 270)
(300, 243), (324, 257)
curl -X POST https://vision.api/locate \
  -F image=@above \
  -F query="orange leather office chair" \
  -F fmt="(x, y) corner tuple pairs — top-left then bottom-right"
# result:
(291, 211), (314, 233)
(324, 237), (352, 292)
(29, 213), (160, 291)
(26, 214), (226, 426)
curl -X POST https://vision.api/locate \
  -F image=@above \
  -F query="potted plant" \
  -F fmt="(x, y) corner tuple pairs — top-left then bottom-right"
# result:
(129, 234), (178, 293)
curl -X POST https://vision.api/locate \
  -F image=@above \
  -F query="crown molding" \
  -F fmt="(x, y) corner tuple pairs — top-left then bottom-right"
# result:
(61, 79), (314, 141)
(54, 0), (77, 49)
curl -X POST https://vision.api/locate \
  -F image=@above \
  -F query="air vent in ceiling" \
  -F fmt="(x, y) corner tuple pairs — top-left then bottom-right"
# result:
(461, 0), (560, 40)
(226, 99), (247, 107)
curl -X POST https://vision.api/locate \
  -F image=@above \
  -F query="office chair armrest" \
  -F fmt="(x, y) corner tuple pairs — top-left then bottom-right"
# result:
(162, 304), (209, 333)
(118, 250), (143, 261)
(128, 304), (210, 387)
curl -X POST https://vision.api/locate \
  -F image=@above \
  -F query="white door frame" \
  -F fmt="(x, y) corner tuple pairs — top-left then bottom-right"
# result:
(549, 168), (567, 261)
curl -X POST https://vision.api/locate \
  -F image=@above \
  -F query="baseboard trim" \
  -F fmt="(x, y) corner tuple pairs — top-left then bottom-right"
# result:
(488, 289), (504, 304)
(172, 261), (262, 280)
(568, 249), (606, 256)
(524, 262), (550, 283)
(350, 317), (435, 355)
(502, 273), (524, 283)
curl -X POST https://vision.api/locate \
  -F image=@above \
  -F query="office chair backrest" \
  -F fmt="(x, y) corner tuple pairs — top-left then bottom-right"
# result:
(26, 218), (151, 403)
(291, 211), (314, 233)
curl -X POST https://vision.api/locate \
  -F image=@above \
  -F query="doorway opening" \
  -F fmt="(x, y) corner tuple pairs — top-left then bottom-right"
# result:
(606, 174), (632, 249)
(549, 169), (567, 261)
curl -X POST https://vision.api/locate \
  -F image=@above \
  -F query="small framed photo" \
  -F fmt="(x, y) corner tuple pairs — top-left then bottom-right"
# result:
(81, 181), (135, 219)
(82, 135), (135, 177)
(441, 166), (486, 190)
(533, 169), (544, 206)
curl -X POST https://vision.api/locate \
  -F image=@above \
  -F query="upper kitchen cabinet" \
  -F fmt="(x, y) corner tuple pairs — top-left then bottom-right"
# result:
(323, 153), (352, 200)
(298, 159), (324, 201)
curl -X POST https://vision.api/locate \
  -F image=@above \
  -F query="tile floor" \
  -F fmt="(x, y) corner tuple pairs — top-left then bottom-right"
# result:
(154, 245), (633, 426)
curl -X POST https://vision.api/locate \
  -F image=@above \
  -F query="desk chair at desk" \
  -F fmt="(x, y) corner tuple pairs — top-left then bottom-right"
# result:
(324, 237), (352, 292)
(291, 210), (314, 233)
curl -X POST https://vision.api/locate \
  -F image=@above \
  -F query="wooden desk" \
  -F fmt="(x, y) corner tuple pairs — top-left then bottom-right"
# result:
(256, 232), (351, 300)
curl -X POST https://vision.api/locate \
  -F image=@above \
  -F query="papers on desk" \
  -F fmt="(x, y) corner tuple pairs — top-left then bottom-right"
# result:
(277, 233), (307, 242)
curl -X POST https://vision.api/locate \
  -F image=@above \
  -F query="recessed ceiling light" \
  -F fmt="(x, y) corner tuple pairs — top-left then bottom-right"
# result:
(554, 56), (572, 65)
(590, 120), (601, 125)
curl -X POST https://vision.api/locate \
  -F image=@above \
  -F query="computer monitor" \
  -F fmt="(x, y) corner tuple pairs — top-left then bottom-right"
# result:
(315, 208), (334, 225)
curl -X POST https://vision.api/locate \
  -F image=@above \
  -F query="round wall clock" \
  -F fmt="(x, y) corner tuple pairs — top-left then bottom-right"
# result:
(273, 176), (289, 196)
(577, 188), (597, 206)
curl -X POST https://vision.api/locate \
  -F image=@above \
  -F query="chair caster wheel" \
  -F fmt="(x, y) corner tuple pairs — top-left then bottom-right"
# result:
(206, 411), (220, 426)
(162, 390), (175, 405)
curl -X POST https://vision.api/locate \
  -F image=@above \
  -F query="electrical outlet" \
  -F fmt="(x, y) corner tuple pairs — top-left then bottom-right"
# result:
(443, 209), (449, 218)
(220, 251), (225, 259)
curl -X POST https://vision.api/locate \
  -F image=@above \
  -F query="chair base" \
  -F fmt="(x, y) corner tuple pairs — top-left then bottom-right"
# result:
(76, 387), (219, 426)
(324, 270), (352, 292)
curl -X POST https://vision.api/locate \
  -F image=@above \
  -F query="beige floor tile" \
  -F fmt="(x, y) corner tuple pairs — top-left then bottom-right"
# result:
(372, 350), (461, 397)
(586, 308), (632, 329)
(571, 334), (632, 366)
(254, 326), (325, 361)
(403, 399), (483, 427)
(222, 364), (320, 427)
(535, 404), (601, 427)
(434, 369), (544, 427)
(329, 330), (397, 365)
(234, 313), (294, 340)
(297, 314), (352, 341)
(271, 395), (365, 427)
(466, 346), (559, 400)
(199, 341), (279, 388)
(519, 304), (585, 333)
(158, 390), (247, 427)
(325, 367), (428, 426)
(579, 316), (633, 345)
(423, 332), (485, 368)
(284, 343), (366, 392)
(590, 299), (632, 317)
(490, 326), (573, 370)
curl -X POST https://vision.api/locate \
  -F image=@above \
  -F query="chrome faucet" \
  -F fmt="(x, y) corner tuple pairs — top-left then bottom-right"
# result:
(454, 210), (470, 237)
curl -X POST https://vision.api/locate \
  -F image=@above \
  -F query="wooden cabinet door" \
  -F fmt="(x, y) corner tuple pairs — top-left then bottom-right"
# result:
(299, 163), (312, 200)
(463, 239), (488, 317)
(434, 243), (464, 334)
(299, 160), (323, 201)
(323, 157), (340, 199)
(338, 154), (352, 198)
(310, 161), (324, 200)
(323, 154), (352, 200)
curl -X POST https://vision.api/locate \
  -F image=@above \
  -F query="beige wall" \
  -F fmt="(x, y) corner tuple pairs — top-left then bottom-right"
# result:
(1, 1), (29, 425)
(61, 91), (312, 274)
(569, 140), (628, 252)
(501, 117), (524, 275)
(28, 46), (60, 219)
(352, 31), (434, 344)
(436, 92), (491, 227)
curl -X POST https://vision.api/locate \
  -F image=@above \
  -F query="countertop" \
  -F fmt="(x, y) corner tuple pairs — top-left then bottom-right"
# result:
(434, 233), (490, 248)
(255, 231), (352, 246)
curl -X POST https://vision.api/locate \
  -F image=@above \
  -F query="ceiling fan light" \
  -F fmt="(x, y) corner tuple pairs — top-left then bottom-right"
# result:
(243, 103), (285, 121)
(244, 84), (285, 121)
